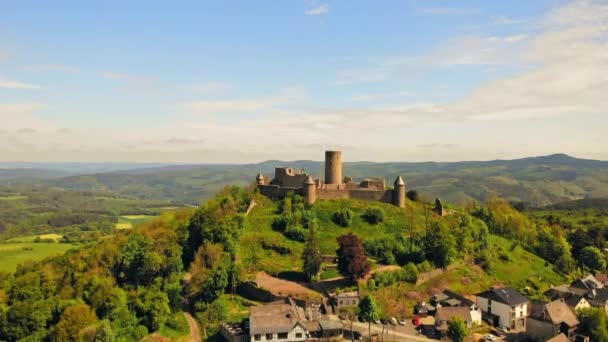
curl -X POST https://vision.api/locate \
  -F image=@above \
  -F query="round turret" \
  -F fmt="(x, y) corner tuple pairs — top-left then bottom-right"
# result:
(393, 176), (406, 208)
(256, 172), (265, 186)
(303, 175), (316, 204)
(324, 151), (342, 185)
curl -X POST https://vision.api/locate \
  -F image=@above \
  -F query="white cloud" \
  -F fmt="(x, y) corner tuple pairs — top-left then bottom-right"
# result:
(0, 79), (42, 90)
(305, 4), (329, 16)
(178, 99), (279, 114)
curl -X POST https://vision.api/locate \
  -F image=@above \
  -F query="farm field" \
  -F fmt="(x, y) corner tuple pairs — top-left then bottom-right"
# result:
(0, 242), (78, 273)
(6, 233), (64, 242)
(115, 214), (157, 229)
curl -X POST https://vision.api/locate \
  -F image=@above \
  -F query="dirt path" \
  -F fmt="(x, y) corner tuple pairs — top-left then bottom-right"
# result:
(255, 271), (322, 301)
(183, 312), (201, 342)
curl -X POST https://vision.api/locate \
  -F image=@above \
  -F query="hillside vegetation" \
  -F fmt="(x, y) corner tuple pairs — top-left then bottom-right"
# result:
(1, 184), (604, 341)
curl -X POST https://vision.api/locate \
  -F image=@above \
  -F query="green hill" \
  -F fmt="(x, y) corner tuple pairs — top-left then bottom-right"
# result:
(10, 153), (605, 207)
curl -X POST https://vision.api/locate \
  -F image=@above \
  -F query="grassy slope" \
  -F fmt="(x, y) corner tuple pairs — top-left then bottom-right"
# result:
(241, 195), (566, 317)
(0, 242), (77, 272)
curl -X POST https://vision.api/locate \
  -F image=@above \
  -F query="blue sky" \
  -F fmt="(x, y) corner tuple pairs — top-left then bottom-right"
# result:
(1, 0), (607, 162)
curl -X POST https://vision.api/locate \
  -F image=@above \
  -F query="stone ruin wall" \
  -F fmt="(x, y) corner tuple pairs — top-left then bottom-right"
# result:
(316, 188), (393, 204)
(258, 184), (303, 200)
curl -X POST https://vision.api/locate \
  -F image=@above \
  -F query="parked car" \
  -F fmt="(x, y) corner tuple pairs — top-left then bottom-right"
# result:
(374, 319), (381, 324)
(398, 317), (406, 325)
(497, 326), (510, 333)
(358, 315), (366, 323)
(380, 318), (388, 325)
(483, 334), (497, 341)
(389, 317), (397, 325)
(353, 331), (362, 341)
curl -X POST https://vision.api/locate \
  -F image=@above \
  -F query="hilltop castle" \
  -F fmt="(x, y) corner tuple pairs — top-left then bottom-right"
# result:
(256, 151), (406, 207)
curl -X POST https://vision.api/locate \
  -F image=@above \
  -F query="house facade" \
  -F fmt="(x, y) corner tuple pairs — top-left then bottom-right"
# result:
(528, 299), (579, 341)
(476, 287), (529, 331)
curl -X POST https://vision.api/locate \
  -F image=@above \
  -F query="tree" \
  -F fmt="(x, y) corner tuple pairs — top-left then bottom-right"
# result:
(189, 243), (229, 302)
(302, 227), (322, 281)
(579, 246), (606, 272)
(358, 295), (381, 340)
(55, 304), (98, 342)
(448, 317), (470, 342)
(578, 308), (608, 342)
(336, 233), (370, 281)
(424, 221), (456, 268)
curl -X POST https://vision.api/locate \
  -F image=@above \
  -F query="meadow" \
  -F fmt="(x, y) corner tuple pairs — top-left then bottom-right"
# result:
(0, 242), (78, 273)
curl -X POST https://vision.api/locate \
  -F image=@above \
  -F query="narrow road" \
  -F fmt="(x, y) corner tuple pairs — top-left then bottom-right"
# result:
(183, 312), (201, 342)
(348, 320), (435, 342)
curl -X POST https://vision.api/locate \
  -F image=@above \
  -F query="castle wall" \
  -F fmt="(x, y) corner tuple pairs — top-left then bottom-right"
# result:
(316, 188), (393, 204)
(258, 185), (303, 200)
(274, 168), (310, 188)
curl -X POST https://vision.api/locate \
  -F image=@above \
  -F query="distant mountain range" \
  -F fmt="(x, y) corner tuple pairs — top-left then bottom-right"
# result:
(2, 154), (607, 207)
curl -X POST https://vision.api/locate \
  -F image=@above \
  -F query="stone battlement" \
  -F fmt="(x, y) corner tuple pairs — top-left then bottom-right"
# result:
(256, 151), (406, 207)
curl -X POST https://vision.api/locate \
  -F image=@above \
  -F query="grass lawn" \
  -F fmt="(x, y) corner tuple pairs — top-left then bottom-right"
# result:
(0, 242), (78, 272)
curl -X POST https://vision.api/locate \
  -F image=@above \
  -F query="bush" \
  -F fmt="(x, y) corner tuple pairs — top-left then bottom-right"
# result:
(284, 224), (307, 242)
(333, 207), (353, 227)
(406, 189), (419, 202)
(403, 262), (419, 283)
(362, 207), (385, 225)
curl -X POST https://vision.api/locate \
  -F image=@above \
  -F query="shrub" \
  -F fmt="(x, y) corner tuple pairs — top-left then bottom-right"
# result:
(406, 189), (419, 202)
(333, 207), (353, 227)
(403, 262), (419, 283)
(362, 207), (385, 225)
(284, 224), (307, 242)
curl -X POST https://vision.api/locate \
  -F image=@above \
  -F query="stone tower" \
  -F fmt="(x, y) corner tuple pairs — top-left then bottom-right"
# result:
(393, 176), (406, 208)
(256, 172), (265, 186)
(325, 151), (342, 185)
(303, 175), (316, 204)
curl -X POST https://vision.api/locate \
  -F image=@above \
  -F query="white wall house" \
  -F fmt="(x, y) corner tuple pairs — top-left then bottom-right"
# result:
(249, 302), (308, 342)
(476, 287), (529, 331)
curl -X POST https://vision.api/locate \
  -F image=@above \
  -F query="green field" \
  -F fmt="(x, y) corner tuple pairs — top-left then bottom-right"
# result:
(115, 215), (157, 229)
(6, 234), (63, 243)
(0, 242), (78, 273)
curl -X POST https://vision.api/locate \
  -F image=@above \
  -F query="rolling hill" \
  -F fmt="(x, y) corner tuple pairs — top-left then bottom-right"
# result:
(4, 153), (608, 207)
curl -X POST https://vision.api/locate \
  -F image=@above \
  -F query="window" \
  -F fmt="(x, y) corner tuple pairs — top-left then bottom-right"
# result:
(266, 333), (274, 340)
(278, 333), (288, 339)
(295, 333), (303, 338)
(254, 334), (261, 341)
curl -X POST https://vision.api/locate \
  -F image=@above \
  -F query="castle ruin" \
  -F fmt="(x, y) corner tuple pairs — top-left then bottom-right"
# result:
(256, 151), (406, 207)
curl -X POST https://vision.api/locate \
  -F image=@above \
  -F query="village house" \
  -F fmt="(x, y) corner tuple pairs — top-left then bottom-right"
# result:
(334, 291), (359, 309)
(528, 299), (579, 341)
(431, 289), (482, 325)
(434, 306), (474, 337)
(476, 287), (529, 331)
(223, 298), (344, 342)
(545, 275), (608, 314)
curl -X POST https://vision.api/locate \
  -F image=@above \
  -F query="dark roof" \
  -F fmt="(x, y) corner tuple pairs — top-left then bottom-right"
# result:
(564, 294), (587, 308)
(476, 287), (529, 306)
(545, 300), (579, 327)
(585, 288), (608, 307)
(442, 289), (475, 307)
